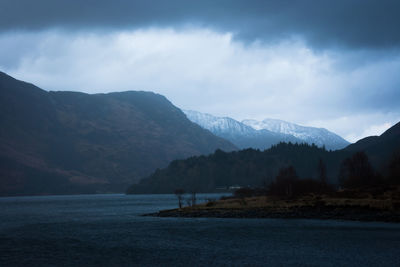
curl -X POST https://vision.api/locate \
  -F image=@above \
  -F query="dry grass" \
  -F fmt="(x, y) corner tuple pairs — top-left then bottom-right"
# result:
(190, 190), (400, 212)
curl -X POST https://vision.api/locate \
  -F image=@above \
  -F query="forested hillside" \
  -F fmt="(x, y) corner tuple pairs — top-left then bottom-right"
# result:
(128, 122), (400, 194)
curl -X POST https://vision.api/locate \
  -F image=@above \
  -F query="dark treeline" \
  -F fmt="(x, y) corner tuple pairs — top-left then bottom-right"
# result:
(127, 142), (346, 194)
(232, 163), (334, 199)
(235, 149), (400, 199)
(127, 122), (400, 194)
(339, 150), (400, 189)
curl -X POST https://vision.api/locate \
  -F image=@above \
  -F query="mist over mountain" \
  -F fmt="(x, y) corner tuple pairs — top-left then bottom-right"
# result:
(0, 71), (236, 196)
(184, 110), (349, 151)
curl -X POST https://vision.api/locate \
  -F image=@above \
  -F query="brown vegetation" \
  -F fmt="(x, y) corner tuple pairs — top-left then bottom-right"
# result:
(148, 187), (400, 222)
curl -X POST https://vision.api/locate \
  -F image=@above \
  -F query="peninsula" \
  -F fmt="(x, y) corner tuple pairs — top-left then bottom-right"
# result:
(145, 188), (400, 223)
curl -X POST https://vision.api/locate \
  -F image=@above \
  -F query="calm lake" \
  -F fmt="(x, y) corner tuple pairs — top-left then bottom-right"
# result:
(1, 194), (399, 266)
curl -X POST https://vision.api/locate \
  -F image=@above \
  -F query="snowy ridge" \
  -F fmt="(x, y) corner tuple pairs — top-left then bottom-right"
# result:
(242, 118), (349, 149)
(184, 110), (350, 150)
(184, 110), (256, 137)
(184, 110), (298, 150)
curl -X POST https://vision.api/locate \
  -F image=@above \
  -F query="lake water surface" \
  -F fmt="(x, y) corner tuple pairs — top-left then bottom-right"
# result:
(1, 194), (399, 266)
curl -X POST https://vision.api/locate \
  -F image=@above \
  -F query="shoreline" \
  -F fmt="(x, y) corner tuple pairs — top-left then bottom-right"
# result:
(145, 206), (400, 223)
(144, 195), (400, 223)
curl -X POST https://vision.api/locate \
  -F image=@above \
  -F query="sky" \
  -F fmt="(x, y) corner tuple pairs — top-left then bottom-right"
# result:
(1, 0), (399, 142)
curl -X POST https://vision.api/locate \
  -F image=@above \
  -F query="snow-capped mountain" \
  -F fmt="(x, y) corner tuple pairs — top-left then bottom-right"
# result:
(242, 118), (349, 150)
(184, 110), (302, 150)
(184, 110), (350, 150)
(183, 110), (256, 137)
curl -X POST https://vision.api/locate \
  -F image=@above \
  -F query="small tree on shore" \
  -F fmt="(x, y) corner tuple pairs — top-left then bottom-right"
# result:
(186, 191), (197, 207)
(191, 191), (197, 206)
(174, 189), (185, 209)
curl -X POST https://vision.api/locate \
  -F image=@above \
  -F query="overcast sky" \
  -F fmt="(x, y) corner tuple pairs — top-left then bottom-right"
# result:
(1, 0), (399, 142)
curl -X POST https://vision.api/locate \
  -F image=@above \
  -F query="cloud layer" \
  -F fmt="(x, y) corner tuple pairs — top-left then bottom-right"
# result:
(1, 29), (399, 142)
(1, 0), (400, 49)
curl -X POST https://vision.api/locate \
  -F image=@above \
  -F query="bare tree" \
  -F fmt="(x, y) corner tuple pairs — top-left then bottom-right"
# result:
(191, 191), (197, 206)
(185, 191), (197, 207)
(174, 189), (185, 209)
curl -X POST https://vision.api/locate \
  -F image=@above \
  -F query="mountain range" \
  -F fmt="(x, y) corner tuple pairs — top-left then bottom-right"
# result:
(184, 110), (349, 150)
(0, 71), (235, 196)
(1, 71), (394, 196)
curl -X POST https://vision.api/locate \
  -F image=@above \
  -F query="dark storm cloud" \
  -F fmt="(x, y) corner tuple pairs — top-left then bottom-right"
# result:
(1, 0), (399, 49)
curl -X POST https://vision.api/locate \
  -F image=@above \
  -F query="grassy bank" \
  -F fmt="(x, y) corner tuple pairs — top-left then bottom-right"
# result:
(145, 188), (400, 223)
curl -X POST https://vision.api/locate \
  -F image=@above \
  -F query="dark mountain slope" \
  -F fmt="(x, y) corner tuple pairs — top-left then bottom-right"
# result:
(0, 71), (236, 196)
(344, 122), (400, 170)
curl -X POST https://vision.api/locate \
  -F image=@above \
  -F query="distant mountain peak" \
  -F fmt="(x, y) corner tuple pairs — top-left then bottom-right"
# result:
(183, 110), (258, 137)
(184, 110), (350, 150)
(242, 118), (349, 149)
